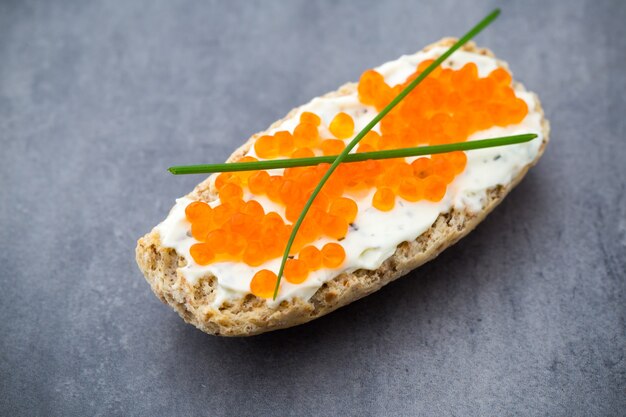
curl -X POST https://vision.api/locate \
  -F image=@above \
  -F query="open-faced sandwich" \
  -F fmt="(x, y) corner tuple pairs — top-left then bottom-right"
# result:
(136, 28), (550, 336)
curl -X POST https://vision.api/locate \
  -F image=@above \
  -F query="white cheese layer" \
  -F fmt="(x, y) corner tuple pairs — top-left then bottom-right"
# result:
(156, 47), (544, 308)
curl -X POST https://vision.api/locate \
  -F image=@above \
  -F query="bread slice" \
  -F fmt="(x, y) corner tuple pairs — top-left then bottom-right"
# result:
(135, 38), (550, 336)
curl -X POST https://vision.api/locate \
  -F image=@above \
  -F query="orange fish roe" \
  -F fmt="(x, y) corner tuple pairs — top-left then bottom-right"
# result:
(299, 245), (322, 270)
(300, 111), (321, 126)
(372, 187), (395, 211)
(320, 214), (349, 240)
(250, 269), (279, 299)
(254, 135), (280, 159)
(292, 147), (315, 158)
(320, 139), (345, 156)
(329, 112), (355, 139)
(185, 201), (212, 222)
(243, 241), (265, 266)
(359, 131), (381, 151)
(189, 243), (214, 265)
(218, 182), (243, 203)
(185, 59), (528, 296)
(360, 60), (526, 137)
(321, 243), (346, 268)
(191, 221), (212, 241)
(284, 258), (309, 284)
(293, 122), (319, 148)
(248, 170), (270, 194)
(411, 157), (433, 179)
(205, 228), (227, 248)
(446, 151), (468, 174)
(423, 176), (447, 201)
(329, 197), (358, 223)
(215, 172), (240, 189)
(398, 177), (423, 202)
(358, 69), (395, 108)
(275, 131), (295, 156)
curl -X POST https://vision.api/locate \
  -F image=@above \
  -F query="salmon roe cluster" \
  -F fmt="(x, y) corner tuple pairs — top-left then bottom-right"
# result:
(186, 60), (527, 298)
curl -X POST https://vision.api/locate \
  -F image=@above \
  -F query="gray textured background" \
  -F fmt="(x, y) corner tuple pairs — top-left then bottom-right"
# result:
(1, 0), (625, 416)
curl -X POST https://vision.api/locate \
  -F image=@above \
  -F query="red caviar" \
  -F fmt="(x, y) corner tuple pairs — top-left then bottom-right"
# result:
(284, 259), (309, 284)
(248, 170), (270, 194)
(321, 243), (346, 268)
(189, 243), (214, 265)
(185, 201), (212, 222)
(184, 59), (527, 296)
(275, 131), (295, 156)
(299, 245), (322, 270)
(329, 112), (355, 139)
(300, 111), (321, 126)
(372, 187), (395, 211)
(320, 139), (345, 156)
(254, 135), (279, 159)
(329, 197), (358, 223)
(250, 269), (278, 299)
(293, 122), (319, 148)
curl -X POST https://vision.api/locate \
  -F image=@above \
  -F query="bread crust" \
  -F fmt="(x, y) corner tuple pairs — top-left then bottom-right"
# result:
(135, 38), (550, 336)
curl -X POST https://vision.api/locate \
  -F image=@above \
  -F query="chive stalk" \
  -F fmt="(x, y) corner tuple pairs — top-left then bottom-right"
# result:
(168, 133), (535, 175)
(271, 8), (503, 298)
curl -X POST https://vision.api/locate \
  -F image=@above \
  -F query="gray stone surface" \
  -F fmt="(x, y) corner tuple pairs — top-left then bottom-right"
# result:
(1, 0), (624, 415)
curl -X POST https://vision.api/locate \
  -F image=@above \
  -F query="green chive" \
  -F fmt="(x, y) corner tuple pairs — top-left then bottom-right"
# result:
(271, 8), (502, 299)
(167, 133), (536, 175)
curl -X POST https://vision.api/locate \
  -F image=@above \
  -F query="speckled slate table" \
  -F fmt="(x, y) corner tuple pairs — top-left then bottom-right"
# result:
(1, 0), (624, 416)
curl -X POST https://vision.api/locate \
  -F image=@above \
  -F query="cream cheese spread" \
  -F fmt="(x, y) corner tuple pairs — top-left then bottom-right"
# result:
(155, 46), (543, 307)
